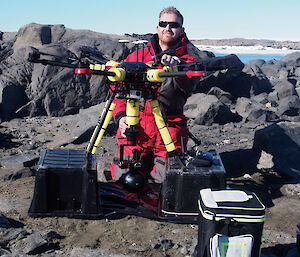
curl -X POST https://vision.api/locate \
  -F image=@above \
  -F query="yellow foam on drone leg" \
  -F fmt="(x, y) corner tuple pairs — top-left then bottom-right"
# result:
(91, 102), (116, 154)
(126, 99), (139, 125)
(87, 100), (110, 151)
(150, 100), (176, 152)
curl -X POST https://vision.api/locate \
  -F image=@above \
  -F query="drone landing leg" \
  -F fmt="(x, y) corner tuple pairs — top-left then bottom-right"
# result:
(149, 100), (176, 153)
(87, 92), (116, 154)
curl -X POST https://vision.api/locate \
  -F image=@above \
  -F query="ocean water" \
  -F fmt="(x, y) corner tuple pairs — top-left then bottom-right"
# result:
(215, 53), (286, 64)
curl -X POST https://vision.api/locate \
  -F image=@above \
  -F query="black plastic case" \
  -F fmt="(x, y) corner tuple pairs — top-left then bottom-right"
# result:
(161, 150), (226, 222)
(28, 149), (100, 218)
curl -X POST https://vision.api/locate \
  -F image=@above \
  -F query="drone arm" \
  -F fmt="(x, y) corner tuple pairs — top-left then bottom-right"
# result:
(30, 57), (78, 69)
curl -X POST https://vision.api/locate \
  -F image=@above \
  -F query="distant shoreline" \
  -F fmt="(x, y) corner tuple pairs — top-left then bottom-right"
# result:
(2, 29), (300, 51)
(190, 38), (300, 50)
(195, 44), (300, 55)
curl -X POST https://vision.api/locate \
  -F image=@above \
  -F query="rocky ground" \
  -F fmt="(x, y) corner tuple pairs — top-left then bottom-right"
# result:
(0, 23), (300, 257)
(0, 112), (299, 257)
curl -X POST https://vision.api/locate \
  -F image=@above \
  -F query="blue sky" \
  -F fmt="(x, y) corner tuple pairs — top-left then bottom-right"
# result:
(1, 0), (299, 41)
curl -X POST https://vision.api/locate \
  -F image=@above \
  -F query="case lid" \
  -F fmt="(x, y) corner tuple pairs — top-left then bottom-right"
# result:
(38, 149), (88, 170)
(199, 188), (265, 222)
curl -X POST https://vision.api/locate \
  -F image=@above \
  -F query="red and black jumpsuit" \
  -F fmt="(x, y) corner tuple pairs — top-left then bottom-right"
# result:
(110, 33), (196, 183)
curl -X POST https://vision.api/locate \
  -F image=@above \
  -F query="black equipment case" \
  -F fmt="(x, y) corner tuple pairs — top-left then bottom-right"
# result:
(28, 149), (100, 218)
(160, 150), (226, 222)
(194, 188), (265, 257)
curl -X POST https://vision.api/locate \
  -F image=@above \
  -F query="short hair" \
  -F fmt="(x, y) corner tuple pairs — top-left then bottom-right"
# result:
(159, 6), (184, 25)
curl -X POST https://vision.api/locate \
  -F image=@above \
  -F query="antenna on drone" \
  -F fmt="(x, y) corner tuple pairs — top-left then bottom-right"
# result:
(118, 39), (130, 43)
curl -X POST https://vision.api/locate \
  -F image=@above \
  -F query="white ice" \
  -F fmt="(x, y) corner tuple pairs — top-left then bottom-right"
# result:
(195, 44), (300, 55)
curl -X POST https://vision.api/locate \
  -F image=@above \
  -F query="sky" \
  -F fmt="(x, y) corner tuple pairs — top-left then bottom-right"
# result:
(1, 0), (300, 41)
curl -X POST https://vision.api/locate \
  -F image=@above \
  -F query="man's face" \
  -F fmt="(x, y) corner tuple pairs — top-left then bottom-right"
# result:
(157, 12), (184, 48)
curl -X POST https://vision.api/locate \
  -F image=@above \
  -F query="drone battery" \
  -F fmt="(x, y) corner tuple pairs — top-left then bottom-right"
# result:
(28, 149), (100, 218)
(161, 150), (226, 222)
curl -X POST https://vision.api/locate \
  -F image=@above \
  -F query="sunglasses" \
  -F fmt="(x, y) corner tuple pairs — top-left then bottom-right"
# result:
(159, 21), (182, 28)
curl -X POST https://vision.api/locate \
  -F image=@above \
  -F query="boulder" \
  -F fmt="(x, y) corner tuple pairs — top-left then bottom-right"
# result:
(0, 213), (11, 228)
(184, 93), (241, 125)
(259, 60), (283, 80)
(295, 67), (300, 77)
(224, 67), (273, 99)
(207, 86), (233, 104)
(13, 23), (52, 51)
(273, 80), (297, 100)
(251, 92), (269, 105)
(280, 52), (300, 68)
(277, 95), (300, 116)
(235, 97), (278, 122)
(252, 121), (300, 179)
(0, 23), (131, 120)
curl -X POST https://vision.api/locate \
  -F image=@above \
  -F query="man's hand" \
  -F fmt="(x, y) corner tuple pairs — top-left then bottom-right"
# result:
(119, 116), (130, 137)
(161, 54), (180, 67)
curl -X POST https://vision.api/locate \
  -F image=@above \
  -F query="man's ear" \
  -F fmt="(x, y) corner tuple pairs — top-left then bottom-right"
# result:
(180, 27), (185, 36)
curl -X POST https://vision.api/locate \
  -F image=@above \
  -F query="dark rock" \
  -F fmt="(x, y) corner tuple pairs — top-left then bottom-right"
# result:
(247, 108), (278, 122)
(235, 97), (260, 117)
(220, 149), (258, 177)
(235, 97), (278, 122)
(194, 68), (246, 98)
(2, 167), (35, 181)
(280, 52), (300, 67)
(252, 121), (300, 179)
(251, 92), (269, 105)
(0, 247), (11, 255)
(224, 71), (273, 99)
(0, 41), (14, 62)
(20, 232), (47, 255)
(159, 237), (174, 251)
(58, 102), (111, 145)
(0, 228), (28, 246)
(0, 23), (131, 120)
(277, 95), (300, 116)
(207, 86), (233, 104)
(13, 23), (52, 51)
(184, 93), (241, 125)
(0, 153), (39, 171)
(246, 59), (266, 67)
(268, 91), (279, 107)
(295, 67), (300, 77)
(0, 214), (11, 229)
(274, 80), (297, 100)
(45, 231), (64, 241)
(187, 42), (215, 59)
(260, 61), (283, 79)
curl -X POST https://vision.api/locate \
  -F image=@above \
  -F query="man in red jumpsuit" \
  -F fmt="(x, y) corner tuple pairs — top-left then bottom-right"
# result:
(109, 6), (196, 184)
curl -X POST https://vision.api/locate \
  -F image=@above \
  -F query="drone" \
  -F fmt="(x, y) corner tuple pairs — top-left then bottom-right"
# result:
(28, 42), (207, 171)
(27, 42), (226, 223)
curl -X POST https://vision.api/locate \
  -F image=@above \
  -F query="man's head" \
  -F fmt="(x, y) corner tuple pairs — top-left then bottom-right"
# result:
(157, 6), (185, 50)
